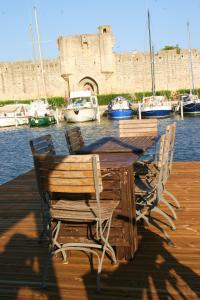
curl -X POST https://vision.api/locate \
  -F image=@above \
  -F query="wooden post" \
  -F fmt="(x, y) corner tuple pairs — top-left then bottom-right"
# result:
(55, 107), (59, 125)
(96, 106), (101, 124)
(138, 102), (142, 120)
(180, 101), (184, 119)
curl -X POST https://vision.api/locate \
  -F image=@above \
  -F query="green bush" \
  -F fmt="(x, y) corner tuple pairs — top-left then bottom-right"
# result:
(134, 90), (172, 102)
(0, 99), (31, 105)
(176, 88), (200, 97)
(161, 44), (181, 54)
(47, 97), (65, 107)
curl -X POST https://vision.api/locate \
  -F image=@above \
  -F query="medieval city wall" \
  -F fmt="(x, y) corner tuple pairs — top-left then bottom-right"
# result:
(0, 58), (64, 100)
(0, 25), (200, 101)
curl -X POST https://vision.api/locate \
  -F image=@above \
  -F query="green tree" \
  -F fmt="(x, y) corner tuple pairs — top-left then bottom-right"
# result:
(161, 44), (180, 54)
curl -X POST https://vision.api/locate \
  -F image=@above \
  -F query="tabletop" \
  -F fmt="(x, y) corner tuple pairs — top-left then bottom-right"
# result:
(76, 136), (158, 155)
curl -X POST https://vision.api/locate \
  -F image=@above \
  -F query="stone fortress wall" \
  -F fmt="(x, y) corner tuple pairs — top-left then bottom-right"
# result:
(0, 25), (200, 100)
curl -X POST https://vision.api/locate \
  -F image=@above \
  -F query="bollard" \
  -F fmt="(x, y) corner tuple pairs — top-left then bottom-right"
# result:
(55, 107), (59, 125)
(180, 101), (184, 120)
(138, 102), (142, 120)
(96, 106), (101, 124)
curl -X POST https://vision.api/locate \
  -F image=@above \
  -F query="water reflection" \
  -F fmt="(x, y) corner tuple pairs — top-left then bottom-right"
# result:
(0, 114), (200, 184)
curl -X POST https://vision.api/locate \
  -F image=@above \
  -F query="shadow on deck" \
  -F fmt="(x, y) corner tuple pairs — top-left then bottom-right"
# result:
(0, 162), (199, 299)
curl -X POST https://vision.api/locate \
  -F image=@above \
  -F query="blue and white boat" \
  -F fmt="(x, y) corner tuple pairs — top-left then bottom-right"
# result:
(108, 96), (134, 120)
(140, 95), (172, 118)
(178, 22), (200, 115)
(180, 94), (200, 114)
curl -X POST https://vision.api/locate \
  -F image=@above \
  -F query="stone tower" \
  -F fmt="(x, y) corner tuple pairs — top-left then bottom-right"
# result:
(57, 25), (115, 96)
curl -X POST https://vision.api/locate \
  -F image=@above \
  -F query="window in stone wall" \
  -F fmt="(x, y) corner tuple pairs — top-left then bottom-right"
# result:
(81, 35), (88, 48)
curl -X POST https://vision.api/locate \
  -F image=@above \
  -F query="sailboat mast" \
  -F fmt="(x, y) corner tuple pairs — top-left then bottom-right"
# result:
(148, 10), (156, 96)
(187, 21), (195, 94)
(34, 6), (47, 101)
(29, 24), (40, 99)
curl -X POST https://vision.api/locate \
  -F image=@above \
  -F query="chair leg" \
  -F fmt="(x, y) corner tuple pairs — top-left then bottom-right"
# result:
(160, 196), (177, 220)
(52, 221), (67, 262)
(164, 189), (181, 208)
(145, 215), (174, 245)
(96, 216), (117, 292)
(136, 210), (174, 245)
(151, 206), (176, 230)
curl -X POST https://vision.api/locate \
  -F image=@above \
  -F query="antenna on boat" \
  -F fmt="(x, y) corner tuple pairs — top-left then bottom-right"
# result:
(148, 9), (156, 97)
(187, 21), (195, 95)
(34, 6), (48, 102)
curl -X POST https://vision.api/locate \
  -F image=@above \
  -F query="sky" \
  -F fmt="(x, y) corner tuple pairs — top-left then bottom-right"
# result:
(0, 0), (200, 62)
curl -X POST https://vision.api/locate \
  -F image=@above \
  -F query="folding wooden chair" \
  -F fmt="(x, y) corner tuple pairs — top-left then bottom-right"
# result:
(135, 131), (176, 244)
(30, 134), (56, 241)
(65, 126), (85, 154)
(33, 154), (119, 291)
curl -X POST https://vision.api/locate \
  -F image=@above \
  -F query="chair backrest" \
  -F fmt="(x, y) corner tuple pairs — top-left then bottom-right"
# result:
(119, 119), (158, 137)
(65, 127), (85, 154)
(168, 122), (176, 175)
(156, 124), (170, 169)
(34, 154), (103, 195)
(156, 131), (171, 199)
(30, 134), (56, 155)
(158, 122), (176, 177)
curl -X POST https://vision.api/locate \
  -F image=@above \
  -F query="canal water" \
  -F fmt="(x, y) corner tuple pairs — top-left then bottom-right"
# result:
(0, 114), (200, 185)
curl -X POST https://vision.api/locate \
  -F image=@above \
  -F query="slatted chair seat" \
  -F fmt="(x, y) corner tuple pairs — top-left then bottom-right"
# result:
(33, 153), (119, 291)
(51, 200), (118, 221)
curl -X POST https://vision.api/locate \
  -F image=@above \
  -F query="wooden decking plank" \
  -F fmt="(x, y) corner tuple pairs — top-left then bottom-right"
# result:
(0, 163), (200, 299)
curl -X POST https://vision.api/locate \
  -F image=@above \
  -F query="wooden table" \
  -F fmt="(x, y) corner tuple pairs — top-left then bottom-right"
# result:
(73, 136), (157, 260)
(76, 136), (157, 154)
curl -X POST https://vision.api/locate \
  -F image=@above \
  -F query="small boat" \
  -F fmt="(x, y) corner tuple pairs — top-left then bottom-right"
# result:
(177, 22), (200, 115)
(179, 94), (200, 114)
(27, 100), (56, 127)
(64, 90), (99, 123)
(107, 96), (134, 120)
(28, 115), (56, 127)
(138, 10), (172, 119)
(140, 95), (172, 118)
(0, 104), (29, 127)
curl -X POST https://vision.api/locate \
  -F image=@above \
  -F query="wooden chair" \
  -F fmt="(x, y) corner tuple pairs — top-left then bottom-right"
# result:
(119, 119), (158, 137)
(135, 132), (175, 244)
(29, 134), (56, 155)
(65, 126), (85, 154)
(33, 154), (119, 291)
(30, 134), (56, 241)
(135, 122), (180, 209)
(135, 123), (181, 243)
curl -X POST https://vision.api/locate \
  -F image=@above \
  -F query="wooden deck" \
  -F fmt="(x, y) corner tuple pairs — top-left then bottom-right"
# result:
(0, 162), (200, 300)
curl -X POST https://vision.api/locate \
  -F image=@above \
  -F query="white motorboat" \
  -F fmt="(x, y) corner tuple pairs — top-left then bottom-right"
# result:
(64, 90), (99, 123)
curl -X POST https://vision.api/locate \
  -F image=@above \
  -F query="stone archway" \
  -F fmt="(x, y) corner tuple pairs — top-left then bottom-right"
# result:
(78, 77), (99, 94)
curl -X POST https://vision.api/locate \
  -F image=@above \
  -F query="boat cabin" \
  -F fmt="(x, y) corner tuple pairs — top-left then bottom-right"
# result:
(0, 104), (27, 118)
(67, 91), (98, 109)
